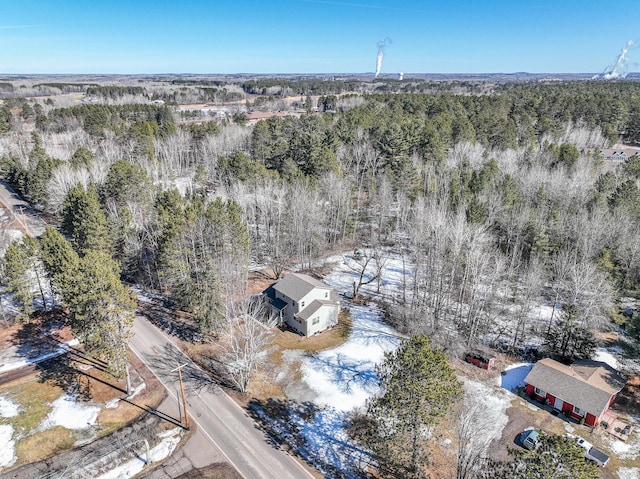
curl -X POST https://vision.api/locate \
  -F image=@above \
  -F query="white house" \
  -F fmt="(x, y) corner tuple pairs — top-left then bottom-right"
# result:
(263, 273), (340, 336)
(599, 148), (640, 162)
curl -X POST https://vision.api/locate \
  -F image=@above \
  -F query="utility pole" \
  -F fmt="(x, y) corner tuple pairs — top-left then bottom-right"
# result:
(171, 363), (190, 430)
(20, 206), (30, 237)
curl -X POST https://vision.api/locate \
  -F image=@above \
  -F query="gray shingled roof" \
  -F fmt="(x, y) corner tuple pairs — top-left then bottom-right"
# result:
(273, 273), (330, 302)
(524, 358), (626, 418)
(297, 299), (339, 321)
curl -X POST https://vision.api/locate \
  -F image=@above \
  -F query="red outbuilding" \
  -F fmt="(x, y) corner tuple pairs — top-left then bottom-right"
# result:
(524, 358), (626, 427)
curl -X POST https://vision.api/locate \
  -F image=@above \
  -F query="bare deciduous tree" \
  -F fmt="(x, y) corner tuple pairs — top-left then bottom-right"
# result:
(453, 396), (497, 479)
(220, 298), (277, 393)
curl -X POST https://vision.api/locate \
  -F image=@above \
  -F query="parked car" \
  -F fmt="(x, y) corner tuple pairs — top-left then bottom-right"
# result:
(521, 429), (540, 450)
(574, 436), (610, 467)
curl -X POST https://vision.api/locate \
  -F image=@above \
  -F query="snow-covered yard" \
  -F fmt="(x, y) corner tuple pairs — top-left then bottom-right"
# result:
(257, 251), (509, 478)
(498, 362), (533, 393)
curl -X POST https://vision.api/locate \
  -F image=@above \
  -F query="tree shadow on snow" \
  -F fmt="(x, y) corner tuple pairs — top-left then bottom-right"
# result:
(247, 398), (373, 479)
(10, 316), (68, 362)
(306, 353), (378, 396)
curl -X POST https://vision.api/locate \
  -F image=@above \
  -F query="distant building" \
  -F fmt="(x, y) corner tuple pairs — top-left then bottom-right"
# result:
(262, 273), (340, 336)
(246, 111), (299, 125)
(599, 148), (640, 162)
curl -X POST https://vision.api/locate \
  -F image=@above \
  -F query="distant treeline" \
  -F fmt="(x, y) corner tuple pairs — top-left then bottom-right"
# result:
(46, 103), (175, 136)
(33, 82), (99, 92)
(86, 85), (147, 99)
(241, 79), (364, 96)
(169, 79), (228, 87)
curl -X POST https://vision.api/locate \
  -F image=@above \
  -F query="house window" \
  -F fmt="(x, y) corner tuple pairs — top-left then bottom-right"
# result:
(312, 317), (320, 325)
(301, 301), (305, 308)
(325, 292), (328, 298)
(573, 406), (584, 417)
(534, 387), (545, 397)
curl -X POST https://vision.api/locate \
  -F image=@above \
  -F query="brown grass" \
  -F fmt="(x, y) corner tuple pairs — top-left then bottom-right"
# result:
(0, 376), (62, 436)
(271, 310), (351, 352)
(15, 427), (76, 465)
(0, 348), (166, 471)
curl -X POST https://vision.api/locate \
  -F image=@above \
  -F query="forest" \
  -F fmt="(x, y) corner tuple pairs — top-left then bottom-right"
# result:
(2, 79), (639, 347)
(0, 76), (640, 477)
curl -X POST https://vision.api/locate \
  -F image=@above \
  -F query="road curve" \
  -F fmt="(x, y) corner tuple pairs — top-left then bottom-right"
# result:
(129, 314), (316, 479)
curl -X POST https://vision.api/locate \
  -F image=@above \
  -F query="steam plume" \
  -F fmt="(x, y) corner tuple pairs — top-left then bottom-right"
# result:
(375, 37), (392, 78)
(593, 39), (635, 80)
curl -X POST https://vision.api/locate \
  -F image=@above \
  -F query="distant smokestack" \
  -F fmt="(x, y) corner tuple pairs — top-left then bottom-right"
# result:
(594, 39), (635, 80)
(375, 37), (392, 78)
(398, 72), (404, 81)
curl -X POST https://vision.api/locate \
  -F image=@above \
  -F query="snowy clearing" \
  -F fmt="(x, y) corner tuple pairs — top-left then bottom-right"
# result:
(300, 303), (401, 412)
(462, 378), (512, 443)
(0, 396), (19, 418)
(40, 394), (101, 430)
(0, 424), (17, 468)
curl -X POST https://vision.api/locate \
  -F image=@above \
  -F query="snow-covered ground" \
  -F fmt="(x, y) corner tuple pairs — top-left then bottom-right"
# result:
(0, 338), (80, 375)
(594, 348), (620, 369)
(0, 395), (20, 468)
(300, 303), (401, 412)
(0, 389), (181, 479)
(462, 378), (512, 443)
(40, 394), (100, 431)
(0, 396), (19, 418)
(0, 424), (17, 468)
(619, 467), (640, 479)
(498, 362), (533, 393)
(94, 428), (182, 479)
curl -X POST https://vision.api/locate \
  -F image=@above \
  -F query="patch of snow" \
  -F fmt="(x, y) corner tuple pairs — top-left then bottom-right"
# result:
(462, 378), (512, 443)
(149, 428), (181, 460)
(105, 398), (120, 409)
(498, 363), (533, 392)
(94, 428), (181, 479)
(300, 304), (401, 412)
(0, 338), (80, 375)
(0, 396), (19, 418)
(607, 431), (640, 460)
(618, 467), (640, 479)
(40, 394), (100, 430)
(251, 404), (370, 479)
(593, 348), (618, 369)
(0, 424), (16, 468)
(127, 382), (146, 399)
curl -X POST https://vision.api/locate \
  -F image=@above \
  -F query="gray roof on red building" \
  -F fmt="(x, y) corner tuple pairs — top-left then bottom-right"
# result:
(524, 358), (626, 418)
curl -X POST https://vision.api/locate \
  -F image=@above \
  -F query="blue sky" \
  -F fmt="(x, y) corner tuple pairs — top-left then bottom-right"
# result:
(0, 0), (638, 74)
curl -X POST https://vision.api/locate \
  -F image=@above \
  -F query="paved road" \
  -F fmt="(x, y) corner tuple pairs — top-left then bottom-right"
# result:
(0, 179), (47, 242)
(130, 314), (315, 479)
